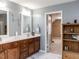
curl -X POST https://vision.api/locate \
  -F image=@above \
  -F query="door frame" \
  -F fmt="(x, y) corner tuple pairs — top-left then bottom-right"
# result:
(45, 11), (63, 54)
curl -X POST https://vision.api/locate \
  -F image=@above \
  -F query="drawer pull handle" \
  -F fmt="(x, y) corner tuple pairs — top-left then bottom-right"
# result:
(24, 45), (26, 47)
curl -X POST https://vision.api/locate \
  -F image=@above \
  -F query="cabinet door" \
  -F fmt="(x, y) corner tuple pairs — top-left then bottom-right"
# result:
(0, 51), (5, 59)
(7, 48), (19, 59)
(0, 45), (6, 59)
(29, 43), (34, 55)
(28, 39), (34, 55)
(35, 38), (40, 52)
(3, 42), (19, 59)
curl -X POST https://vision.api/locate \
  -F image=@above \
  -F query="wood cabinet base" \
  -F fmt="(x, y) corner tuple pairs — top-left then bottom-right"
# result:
(0, 37), (40, 59)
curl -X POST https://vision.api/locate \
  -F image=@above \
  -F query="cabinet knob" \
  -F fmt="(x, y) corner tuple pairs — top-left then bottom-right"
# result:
(24, 41), (26, 43)
(24, 54), (26, 57)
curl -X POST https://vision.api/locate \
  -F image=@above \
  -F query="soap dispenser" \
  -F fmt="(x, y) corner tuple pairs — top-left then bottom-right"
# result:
(16, 31), (18, 36)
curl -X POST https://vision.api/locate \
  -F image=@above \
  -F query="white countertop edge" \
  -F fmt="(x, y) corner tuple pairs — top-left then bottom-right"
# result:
(0, 34), (40, 44)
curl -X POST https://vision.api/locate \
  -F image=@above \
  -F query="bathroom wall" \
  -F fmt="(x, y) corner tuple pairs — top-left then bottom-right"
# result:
(0, 0), (32, 36)
(33, 0), (79, 51)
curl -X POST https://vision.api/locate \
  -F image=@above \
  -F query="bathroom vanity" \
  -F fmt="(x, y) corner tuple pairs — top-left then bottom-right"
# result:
(0, 6), (40, 59)
(0, 35), (40, 59)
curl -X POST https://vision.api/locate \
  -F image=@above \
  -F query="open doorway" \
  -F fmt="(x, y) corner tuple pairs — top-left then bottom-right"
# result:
(45, 11), (62, 57)
(51, 13), (62, 55)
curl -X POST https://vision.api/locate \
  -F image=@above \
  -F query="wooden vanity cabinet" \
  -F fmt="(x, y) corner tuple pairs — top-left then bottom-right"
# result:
(3, 41), (19, 59)
(0, 37), (40, 59)
(20, 37), (40, 58)
(0, 45), (6, 59)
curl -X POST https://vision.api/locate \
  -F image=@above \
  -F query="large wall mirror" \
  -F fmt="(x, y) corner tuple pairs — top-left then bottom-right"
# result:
(21, 11), (32, 35)
(0, 8), (32, 36)
(0, 10), (9, 36)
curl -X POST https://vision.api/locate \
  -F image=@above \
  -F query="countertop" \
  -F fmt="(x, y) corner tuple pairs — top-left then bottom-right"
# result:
(0, 34), (40, 44)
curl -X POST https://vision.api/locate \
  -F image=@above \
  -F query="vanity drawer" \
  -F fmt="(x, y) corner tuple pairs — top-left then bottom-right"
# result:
(3, 42), (19, 49)
(20, 40), (28, 44)
(28, 39), (34, 44)
(20, 47), (28, 53)
(20, 52), (28, 59)
(20, 40), (28, 48)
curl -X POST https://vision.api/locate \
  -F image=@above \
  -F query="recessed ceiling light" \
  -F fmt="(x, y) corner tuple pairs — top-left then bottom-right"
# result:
(21, 8), (31, 16)
(21, 2), (40, 9)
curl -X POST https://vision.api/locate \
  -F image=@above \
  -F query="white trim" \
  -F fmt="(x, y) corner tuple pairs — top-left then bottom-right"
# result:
(39, 50), (46, 53)
(45, 11), (62, 15)
(45, 11), (63, 53)
(0, 9), (9, 37)
(21, 14), (23, 35)
(45, 13), (47, 53)
(61, 11), (63, 59)
(7, 10), (9, 36)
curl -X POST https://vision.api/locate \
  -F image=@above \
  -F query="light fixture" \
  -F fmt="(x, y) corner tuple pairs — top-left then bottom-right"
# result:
(22, 8), (31, 16)
(0, 2), (6, 8)
(23, 3), (39, 9)
(0, 2), (7, 10)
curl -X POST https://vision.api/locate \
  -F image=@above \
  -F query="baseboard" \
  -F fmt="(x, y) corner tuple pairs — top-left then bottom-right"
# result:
(39, 50), (46, 53)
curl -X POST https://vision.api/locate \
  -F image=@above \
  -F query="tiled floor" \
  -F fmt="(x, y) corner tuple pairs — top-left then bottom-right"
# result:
(27, 37), (62, 59)
(27, 51), (45, 59)
(50, 38), (62, 55)
(27, 51), (61, 59)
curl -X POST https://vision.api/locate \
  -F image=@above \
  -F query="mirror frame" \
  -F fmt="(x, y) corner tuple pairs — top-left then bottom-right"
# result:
(21, 13), (32, 35)
(0, 9), (9, 37)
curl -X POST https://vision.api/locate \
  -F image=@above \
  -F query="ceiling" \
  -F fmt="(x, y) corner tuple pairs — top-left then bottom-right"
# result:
(9, 0), (76, 9)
